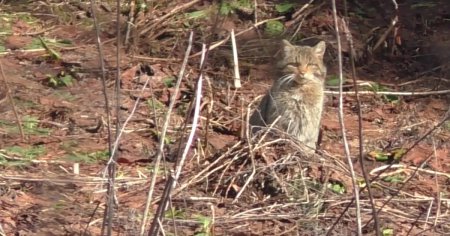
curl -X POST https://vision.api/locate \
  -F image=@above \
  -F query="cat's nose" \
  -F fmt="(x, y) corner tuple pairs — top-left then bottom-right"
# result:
(298, 67), (307, 75)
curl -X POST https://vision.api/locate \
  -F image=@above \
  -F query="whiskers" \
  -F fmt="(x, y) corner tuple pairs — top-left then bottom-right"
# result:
(277, 74), (295, 86)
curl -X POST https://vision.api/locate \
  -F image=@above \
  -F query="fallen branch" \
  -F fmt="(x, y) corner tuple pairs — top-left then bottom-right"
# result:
(324, 89), (450, 96)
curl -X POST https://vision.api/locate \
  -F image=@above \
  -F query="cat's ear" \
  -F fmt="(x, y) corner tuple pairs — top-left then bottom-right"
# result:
(313, 41), (326, 59)
(281, 40), (294, 52)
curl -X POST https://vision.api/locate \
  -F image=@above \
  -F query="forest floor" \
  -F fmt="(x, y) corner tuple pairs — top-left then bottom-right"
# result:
(0, 0), (449, 235)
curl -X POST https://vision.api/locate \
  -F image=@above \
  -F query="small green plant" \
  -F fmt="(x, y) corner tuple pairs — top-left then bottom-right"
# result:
(0, 145), (46, 166)
(275, 3), (295, 13)
(1, 117), (50, 135)
(52, 201), (66, 210)
(383, 174), (405, 183)
(21, 115), (51, 135)
(24, 38), (45, 50)
(328, 182), (345, 194)
(325, 75), (345, 86)
(219, 0), (253, 15)
(146, 99), (165, 111)
(64, 150), (109, 163)
(357, 178), (366, 188)
(164, 207), (185, 219)
(367, 148), (405, 162)
(185, 9), (211, 20)
(382, 228), (394, 236)
(194, 215), (213, 236)
(54, 91), (77, 101)
(265, 20), (285, 37)
(163, 76), (176, 87)
(47, 71), (74, 87)
(60, 140), (79, 152)
(362, 82), (399, 103)
(150, 130), (173, 144)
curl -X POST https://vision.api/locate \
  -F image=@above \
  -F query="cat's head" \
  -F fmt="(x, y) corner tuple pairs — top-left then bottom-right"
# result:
(278, 40), (326, 83)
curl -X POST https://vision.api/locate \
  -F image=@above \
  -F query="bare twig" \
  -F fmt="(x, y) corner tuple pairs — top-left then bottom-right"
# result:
(104, 77), (151, 170)
(89, 0), (114, 234)
(324, 89), (450, 96)
(431, 140), (442, 227)
(328, 1), (362, 235)
(140, 31), (194, 236)
(148, 42), (206, 236)
(0, 60), (24, 140)
(124, 0), (136, 46)
(231, 29), (241, 89)
(364, 109), (450, 228)
(342, 14), (379, 235)
(372, 16), (398, 53)
(173, 43), (206, 186)
(190, 16), (285, 58)
(139, 0), (201, 36)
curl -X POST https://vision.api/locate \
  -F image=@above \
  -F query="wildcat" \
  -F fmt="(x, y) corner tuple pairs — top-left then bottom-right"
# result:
(249, 40), (327, 151)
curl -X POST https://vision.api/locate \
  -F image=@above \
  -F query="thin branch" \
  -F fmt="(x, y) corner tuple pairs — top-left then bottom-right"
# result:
(89, 1), (114, 234)
(342, 14), (379, 235)
(173, 43), (206, 186)
(231, 29), (241, 89)
(328, 1), (362, 235)
(0, 60), (24, 140)
(140, 31), (194, 236)
(190, 16), (285, 58)
(324, 89), (450, 96)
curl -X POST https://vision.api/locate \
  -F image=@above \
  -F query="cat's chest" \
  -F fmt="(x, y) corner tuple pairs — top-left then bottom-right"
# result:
(274, 84), (324, 108)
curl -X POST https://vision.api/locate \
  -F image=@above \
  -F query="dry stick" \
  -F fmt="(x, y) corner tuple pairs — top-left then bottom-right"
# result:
(139, 31), (194, 236)
(406, 209), (428, 235)
(336, 111), (450, 234)
(431, 140), (442, 227)
(231, 96), (257, 202)
(230, 29), (241, 89)
(324, 89), (450, 96)
(202, 75), (214, 149)
(369, 164), (450, 179)
(232, 154), (255, 202)
(372, 16), (398, 53)
(0, 61), (24, 140)
(342, 16), (379, 234)
(124, 0), (136, 46)
(288, 0), (316, 26)
(424, 196), (434, 230)
(209, 203), (216, 235)
(190, 16), (285, 58)
(89, 1), (114, 235)
(213, 148), (245, 196)
(373, 0), (398, 54)
(104, 0), (123, 233)
(114, 0), (122, 144)
(253, 0), (257, 23)
(139, 0), (201, 36)
(148, 174), (174, 236)
(173, 44), (206, 186)
(83, 202), (101, 236)
(412, 220), (450, 236)
(103, 77), (151, 169)
(149, 54), (205, 233)
(0, 223), (5, 236)
(329, 1), (362, 236)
